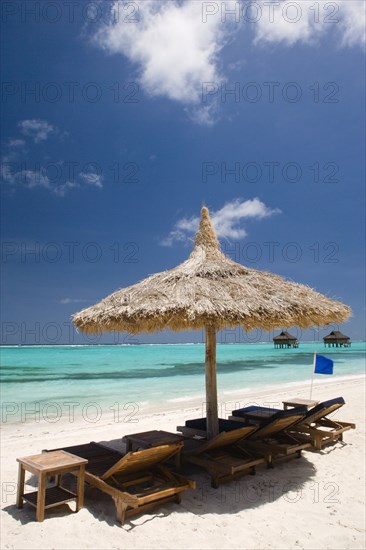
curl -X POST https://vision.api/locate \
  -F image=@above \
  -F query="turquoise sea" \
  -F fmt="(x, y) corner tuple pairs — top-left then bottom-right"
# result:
(1, 342), (365, 423)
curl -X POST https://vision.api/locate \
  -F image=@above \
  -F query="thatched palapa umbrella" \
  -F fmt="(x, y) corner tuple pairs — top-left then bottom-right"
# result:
(73, 206), (351, 438)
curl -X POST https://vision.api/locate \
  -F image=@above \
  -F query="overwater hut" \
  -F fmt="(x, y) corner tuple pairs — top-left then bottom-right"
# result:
(323, 330), (351, 348)
(273, 331), (299, 349)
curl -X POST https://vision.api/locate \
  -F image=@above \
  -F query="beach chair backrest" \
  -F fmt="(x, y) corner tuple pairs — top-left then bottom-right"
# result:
(101, 443), (182, 480)
(253, 408), (306, 439)
(301, 397), (345, 426)
(193, 425), (257, 454)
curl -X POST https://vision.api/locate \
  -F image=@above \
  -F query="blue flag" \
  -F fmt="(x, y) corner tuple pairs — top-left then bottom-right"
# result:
(314, 354), (334, 375)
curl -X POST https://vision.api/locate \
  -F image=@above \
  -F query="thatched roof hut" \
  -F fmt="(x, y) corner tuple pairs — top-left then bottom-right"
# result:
(323, 330), (351, 347)
(273, 331), (298, 348)
(73, 206), (351, 438)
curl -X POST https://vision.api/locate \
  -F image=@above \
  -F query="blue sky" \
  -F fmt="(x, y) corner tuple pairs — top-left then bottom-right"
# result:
(1, 0), (365, 345)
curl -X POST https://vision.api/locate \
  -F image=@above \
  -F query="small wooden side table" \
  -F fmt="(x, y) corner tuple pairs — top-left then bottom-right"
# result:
(282, 398), (319, 410)
(124, 430), (184, 469)
(16, 450), (87, 522)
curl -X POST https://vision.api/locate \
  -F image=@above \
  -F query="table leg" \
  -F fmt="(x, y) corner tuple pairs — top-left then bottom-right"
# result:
(16, 464), (25, 509)
(36, 472), (46, 522)
(76, 465), (85, 512)
(125, 439), (132, 452)
(175, 453), (181, 472)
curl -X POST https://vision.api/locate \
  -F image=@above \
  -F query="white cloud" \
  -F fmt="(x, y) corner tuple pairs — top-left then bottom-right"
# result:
(9, 139), (25, 147)
(213, 198), (280, 238)
(2, 122), (102, 196)
(94, 0), (241, 123)
(339, 1), (366, 47)
(0, 157), (14, 183)
(187, 103), (219, 126)
(1, 162), (50, 190)
(228, 59), (247, 72)
(253, 0), (365, 47)
(54, 181), (80, 197)
(18, 170), (50, 189)
(1, 159), (102, 195)
(59, 298), (88, 305)
(79, 171), (103, 188)
(160, 198), (280, 246)
(1, 165), (100, 195)
(92, 1), (364, 125)
(18, 119), (56, 143)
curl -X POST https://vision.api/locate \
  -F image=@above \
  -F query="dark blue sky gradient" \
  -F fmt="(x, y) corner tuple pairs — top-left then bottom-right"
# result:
(1, 3), (365, 344)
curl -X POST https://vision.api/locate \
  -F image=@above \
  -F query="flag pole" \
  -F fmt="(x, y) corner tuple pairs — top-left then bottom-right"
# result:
(310, 352), (316, 400)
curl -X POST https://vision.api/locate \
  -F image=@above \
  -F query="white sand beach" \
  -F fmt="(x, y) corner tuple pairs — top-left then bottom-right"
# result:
(1, 376), (365, 550)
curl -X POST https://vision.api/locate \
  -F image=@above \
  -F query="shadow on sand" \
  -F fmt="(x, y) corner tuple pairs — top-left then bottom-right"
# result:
(3, 434), (325, 530)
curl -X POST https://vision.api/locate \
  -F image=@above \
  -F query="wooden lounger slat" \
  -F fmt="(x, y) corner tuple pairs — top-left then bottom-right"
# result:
(192, 425), (257, 455)
(254, 414), (304, 438)
(101, 443), (182, 480)
(114, 474), (154, 488)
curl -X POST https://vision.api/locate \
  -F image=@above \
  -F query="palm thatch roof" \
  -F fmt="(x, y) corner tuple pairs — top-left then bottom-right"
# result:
(273, 331), (297, 342)
(73, 206), (351, 334)
(323, 330), (350, 341)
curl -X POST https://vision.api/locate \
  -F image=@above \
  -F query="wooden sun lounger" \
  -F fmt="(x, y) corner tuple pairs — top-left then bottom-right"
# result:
(230, 409), (312, 463)
(180, 424), (266, 488)
(46, 441), (195, 524)
(232, 397), (356, 450)
(287, 398), (356, 450)
(178, 410), (310, 468)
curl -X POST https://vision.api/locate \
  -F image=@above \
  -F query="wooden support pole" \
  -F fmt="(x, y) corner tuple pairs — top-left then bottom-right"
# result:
(205, 326), (219, 439)
(309, 352), (316, 400)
